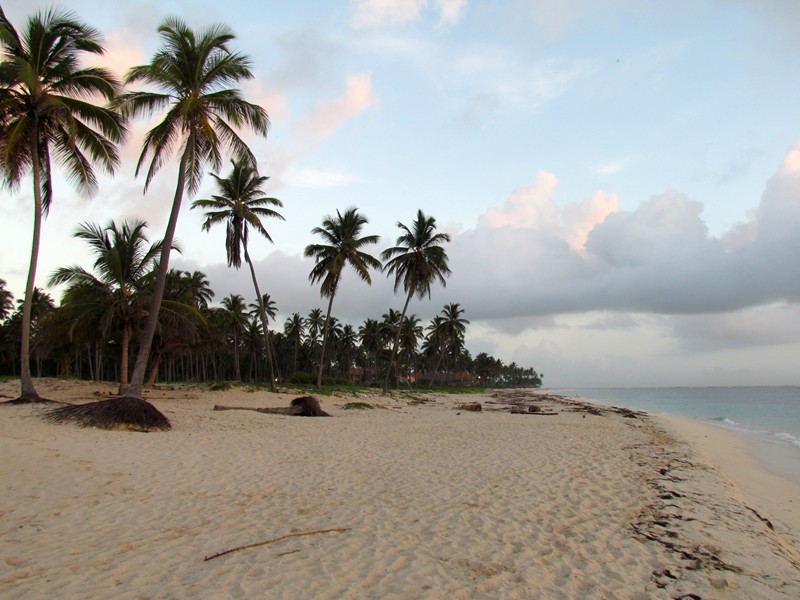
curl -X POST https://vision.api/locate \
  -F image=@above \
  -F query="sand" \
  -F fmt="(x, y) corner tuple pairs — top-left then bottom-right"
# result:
(0, 379), (798, 599)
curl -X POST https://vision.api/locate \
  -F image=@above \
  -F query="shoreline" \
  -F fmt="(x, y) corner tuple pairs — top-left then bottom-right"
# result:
(1, 379), (799, 598)
(540, 389), (800, 540)
(545, 386), (800, 487)
(654, 413), (800, 548)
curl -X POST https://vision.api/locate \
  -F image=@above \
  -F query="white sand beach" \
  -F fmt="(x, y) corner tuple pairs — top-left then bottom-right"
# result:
(0, 379), (798, 599)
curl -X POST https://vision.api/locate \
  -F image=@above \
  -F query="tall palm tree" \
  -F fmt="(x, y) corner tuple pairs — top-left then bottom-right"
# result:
(283, 312), (305, 378)
(119, 17), (269, 401)
(399, 314), (423, 368)
(192, 158), (283, 389)
(220, 293), (249, 381)
(440, 302), (470, 370)
(304, 208), (381, 389)
(305, 307), (325, 373)
(0, 7), (125, 402)
(358, 317), (383, 382)
(250, 294), (278, 324)
(381, 210), (451, 391)
(179, 270), (214, 310)
(49, 220), (162, 395)
(338, 324), (358, 380)
(306, 308), (325, 345)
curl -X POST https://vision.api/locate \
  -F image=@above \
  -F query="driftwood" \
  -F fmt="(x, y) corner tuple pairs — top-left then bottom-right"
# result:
(213, 395), (331, 417)
(510, 407), (558, 415)
(204, 527), (351, 561)
(455, 402), (482, 412)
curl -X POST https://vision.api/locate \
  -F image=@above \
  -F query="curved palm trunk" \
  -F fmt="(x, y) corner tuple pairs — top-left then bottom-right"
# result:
(145, 351), (163, 386)
(18, 144), (44, 401)
(126, 144), (191, 399)
(316, 294), (337, 390)
(382, 287), (414, 393)
(243, 245), (277, 392)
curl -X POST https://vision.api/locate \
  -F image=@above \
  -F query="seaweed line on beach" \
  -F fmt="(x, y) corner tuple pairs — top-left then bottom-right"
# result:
(627, 421), (800, 597)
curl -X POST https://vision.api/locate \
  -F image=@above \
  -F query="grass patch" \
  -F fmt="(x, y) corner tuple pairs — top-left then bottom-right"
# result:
(209, 381), (233, 391)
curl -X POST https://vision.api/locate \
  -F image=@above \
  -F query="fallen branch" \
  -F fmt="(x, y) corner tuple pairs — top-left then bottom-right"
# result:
(204, 527), (351, 561)
(214, 395), (331, 417)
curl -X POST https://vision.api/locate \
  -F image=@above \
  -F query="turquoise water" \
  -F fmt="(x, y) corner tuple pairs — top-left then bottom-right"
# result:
(556, 387), (800, 483)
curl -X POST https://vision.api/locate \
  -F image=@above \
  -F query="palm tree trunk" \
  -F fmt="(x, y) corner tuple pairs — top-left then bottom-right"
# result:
(118, 324), (131, 395)
(243, 245), (277, 392)
(18, 144), (43, 401)
(126, 144), (191, 399)
(233, 331), (241, 381)
(146, 351), (163, 386)
(383, 287), (414, 393)
(316, 294), (337, 390)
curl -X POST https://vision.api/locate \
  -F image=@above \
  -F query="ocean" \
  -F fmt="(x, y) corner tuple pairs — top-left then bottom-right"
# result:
(555, 386), (800, 484)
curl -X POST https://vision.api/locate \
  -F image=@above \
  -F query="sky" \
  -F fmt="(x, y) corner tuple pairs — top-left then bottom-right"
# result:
(2, 0), (800, 387)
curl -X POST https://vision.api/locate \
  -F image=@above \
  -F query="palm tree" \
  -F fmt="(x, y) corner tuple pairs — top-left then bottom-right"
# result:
(119, 17), (269, 401)
(250, 294), (278, 324)
(358, 318), (383, 382)
(304, 307), (325, 373)
(0, 278), (13, 322)
(399, 314), (423, 369)
(306, 308), (325, 345)
(304, 208), (381, 389)
(381, 210), (451, 391)
(283, 312), (305, 378)
(144, 269), (207, 386)
(0, 7), (125, 402)
(192, 158), (283, 390)
(439, 302), (470, 378)
(18, 288), (55, 378)
(338, 324), (358, 380)
(178, 270), (214, 310)
(220, 294), (249, 381)
(49, 220), (162, 395)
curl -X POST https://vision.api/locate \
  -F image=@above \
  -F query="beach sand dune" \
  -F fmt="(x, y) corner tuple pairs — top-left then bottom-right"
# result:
(0, 379), (798, 599)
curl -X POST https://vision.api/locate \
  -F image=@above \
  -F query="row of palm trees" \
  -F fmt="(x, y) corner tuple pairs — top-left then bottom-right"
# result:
(0, 273), (543, 391)
(0, 7), (268, 413)
(0, 8), (542, 429)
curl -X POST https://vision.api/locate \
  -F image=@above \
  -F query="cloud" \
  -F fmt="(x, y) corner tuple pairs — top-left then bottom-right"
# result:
(267, 28), (341, 92)
(670, 304), (800, 352)
(453, 52), (589, 118)
(478, 171), (619, 251)
(283, 167), (367, 189)
(296, 72), (379, 143)
(350, 0), (467, 29)
(435, 0), (468, 27)
(510, 0), (639, 39)
(592, 158), (631, 176)
(351, 0), (427, 28)
(445, 142), (800, 329)
(173, 249), (397, 326)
